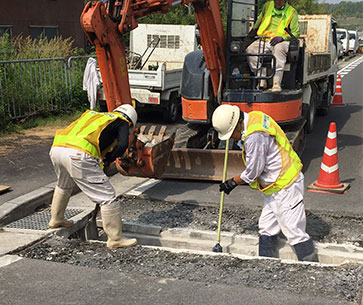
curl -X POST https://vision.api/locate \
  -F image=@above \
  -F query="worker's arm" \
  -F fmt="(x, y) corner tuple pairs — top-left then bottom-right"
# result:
(252, 2), (269, 30)
(219, 132), (267, 194)
(283, 10), (300, 41)
(102, 120), (130, 165)
(237, 132), (267, 185)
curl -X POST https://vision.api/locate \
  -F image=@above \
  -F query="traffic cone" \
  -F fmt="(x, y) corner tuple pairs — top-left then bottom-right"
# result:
(308, 122), (350, 194)
(332, 75), (345, 106)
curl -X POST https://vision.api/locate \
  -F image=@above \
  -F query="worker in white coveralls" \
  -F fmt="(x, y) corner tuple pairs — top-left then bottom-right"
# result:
(246, 0), (299, 92)
(48, 104), (138, 249)
(212, 104), (317, 262)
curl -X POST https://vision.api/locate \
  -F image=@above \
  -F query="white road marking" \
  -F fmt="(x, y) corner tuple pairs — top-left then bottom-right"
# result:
(125, 178), (162, 196)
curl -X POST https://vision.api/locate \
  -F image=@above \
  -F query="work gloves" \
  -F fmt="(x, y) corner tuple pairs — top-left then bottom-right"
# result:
(103, 159), (111, 168)
(270, 36), (284, 46)
(219, 178), (237, 195)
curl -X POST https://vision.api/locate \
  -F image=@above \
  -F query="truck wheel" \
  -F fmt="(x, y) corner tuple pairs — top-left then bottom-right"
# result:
(304, 93), (316, 134)
(163, 93), (181, 123)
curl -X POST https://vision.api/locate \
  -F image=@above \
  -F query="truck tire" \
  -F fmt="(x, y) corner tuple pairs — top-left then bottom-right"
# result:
(304, 90), (316, 134)
(163, 92), (181, 123)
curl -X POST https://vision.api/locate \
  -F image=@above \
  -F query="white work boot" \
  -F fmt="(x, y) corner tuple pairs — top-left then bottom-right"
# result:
(48, 187), (73, 229)
(259, 79), (267, 90)
(258, 68), (268, 90)
(101, 201), (137, 249)
(271, 71), (283, 93)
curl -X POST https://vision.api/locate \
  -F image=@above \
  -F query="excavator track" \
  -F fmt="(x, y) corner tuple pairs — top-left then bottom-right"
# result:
(173, 124), (210, 149)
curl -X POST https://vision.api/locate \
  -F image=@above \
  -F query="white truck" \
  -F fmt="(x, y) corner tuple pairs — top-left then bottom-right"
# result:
(97, 24), (198, 122)
(337, 28), (349, 56)
(348, 30), (359, 54)
(297, 15), (338, 133)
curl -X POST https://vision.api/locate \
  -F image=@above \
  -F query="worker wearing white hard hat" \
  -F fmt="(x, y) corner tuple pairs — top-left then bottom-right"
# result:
(212, 104), (316, 262)
(48, 104), (138, 250)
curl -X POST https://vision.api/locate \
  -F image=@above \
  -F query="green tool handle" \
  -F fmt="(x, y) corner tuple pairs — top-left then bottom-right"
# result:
(216, 139), (229, 243)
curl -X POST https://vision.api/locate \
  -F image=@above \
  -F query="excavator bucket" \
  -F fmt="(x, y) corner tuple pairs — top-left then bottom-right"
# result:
(116, 124), (246, 181)
(116, 125), (176, 179)
(162, 148), (245, 181)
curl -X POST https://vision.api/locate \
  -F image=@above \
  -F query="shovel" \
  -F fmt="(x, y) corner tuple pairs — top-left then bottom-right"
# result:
(212, 139), (230, 252)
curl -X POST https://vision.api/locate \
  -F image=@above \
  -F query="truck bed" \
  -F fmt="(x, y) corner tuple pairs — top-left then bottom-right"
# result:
(128, 63), (182, 90)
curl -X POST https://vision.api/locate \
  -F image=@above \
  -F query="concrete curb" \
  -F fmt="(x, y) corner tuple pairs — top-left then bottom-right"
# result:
(0, 182), (57, 227)
(123, 227), (363, 265)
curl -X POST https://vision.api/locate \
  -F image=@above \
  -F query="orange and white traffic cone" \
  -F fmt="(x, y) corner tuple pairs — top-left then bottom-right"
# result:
(308, 122), (350, 194)
(332, 74), (345, 106)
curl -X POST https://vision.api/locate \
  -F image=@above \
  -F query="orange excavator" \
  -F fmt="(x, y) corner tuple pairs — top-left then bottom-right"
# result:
(81, 0), (328, 181)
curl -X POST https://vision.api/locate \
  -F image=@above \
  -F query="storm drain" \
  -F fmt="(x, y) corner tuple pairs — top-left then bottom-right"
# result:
(5, 209), (83, 231)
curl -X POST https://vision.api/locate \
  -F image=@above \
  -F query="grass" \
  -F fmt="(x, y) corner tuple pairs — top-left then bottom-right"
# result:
(0, 111), (83, 137)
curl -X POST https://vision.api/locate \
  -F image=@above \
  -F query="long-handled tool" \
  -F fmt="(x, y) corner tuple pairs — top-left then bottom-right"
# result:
(212, 139), (230, 252)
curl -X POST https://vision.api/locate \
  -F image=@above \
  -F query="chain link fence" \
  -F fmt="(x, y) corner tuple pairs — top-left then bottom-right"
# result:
(0, 56), (93, 121)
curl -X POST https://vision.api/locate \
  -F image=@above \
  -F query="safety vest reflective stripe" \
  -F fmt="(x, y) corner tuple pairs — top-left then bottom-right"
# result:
(257, 1), (296, 38)
(242, 111), (302, 195)
(52, 110), (129, 160)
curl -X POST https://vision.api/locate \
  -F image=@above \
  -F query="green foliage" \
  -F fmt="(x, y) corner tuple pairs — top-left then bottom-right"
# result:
(319, 1), (363, 31)
(320, 1), (363, 19)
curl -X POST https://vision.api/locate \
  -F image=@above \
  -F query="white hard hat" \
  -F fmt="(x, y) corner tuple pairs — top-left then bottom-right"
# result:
(113, 104), (138, 126)
(212, 104), (240, 140)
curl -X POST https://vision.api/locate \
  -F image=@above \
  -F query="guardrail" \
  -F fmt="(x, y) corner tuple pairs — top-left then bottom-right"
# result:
(0, 56), (92, 120)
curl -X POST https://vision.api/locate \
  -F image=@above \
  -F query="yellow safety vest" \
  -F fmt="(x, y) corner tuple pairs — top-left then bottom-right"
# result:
(242, 111), (302, 195)
(52, 110), (130, 162)
(257, 1), (296, 39)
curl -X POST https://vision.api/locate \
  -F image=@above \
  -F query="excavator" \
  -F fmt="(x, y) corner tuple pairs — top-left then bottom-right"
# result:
(80, 0), (327, 181)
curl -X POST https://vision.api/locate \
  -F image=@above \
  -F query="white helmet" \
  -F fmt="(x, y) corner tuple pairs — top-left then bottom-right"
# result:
(113, 104), (137, 126)
(212, 104), (240, 140)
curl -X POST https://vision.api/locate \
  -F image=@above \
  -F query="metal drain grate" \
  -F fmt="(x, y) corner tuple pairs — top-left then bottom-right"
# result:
(5, 209), (83, 231)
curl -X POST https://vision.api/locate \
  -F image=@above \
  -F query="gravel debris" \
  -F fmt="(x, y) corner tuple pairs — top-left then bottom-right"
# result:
(18, 236), (363, 303)
(15, 195), (363, 304)
(118, 196), (363, 246)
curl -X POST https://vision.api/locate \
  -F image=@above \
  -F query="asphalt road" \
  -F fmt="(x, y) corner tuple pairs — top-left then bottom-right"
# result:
(0, 257), (352, 305)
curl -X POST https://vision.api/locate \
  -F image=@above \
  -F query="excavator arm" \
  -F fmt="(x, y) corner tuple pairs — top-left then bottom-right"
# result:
(81, 0), (226, 111)
(80, 0), (227, 179)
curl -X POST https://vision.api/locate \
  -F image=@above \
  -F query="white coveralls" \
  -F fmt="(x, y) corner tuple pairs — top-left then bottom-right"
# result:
(239, 113), (310, 246)
(246, 40), (290, 76)
(49, 147), (116, 206)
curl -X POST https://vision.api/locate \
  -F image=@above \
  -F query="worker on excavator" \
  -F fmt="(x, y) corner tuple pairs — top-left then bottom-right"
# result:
(212, 104), (317, 262)
(48, 104), (138, 250)
(246, 0), (300, 92)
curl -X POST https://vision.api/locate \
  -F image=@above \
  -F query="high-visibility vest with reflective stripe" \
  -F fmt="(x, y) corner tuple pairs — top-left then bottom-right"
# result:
(242, 111), (302, 195)
(257, 1), (296, 39)
(52, 110), (130, 161)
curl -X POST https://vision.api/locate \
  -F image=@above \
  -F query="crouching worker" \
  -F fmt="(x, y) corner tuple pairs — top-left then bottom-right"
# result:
(212, 105), (317, 262)
(48, 104), (138, 249)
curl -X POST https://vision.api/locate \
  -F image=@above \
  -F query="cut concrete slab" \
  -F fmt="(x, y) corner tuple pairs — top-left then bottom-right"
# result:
(0, 230), (46, 256)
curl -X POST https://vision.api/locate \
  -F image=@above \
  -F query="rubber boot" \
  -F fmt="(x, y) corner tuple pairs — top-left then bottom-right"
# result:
(101, 201), (137, 249)
(271, 71), (283, 92)
(293, 239), (319, 262)
(259, 235), (278, 258)
(48, 187), (73, 229)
